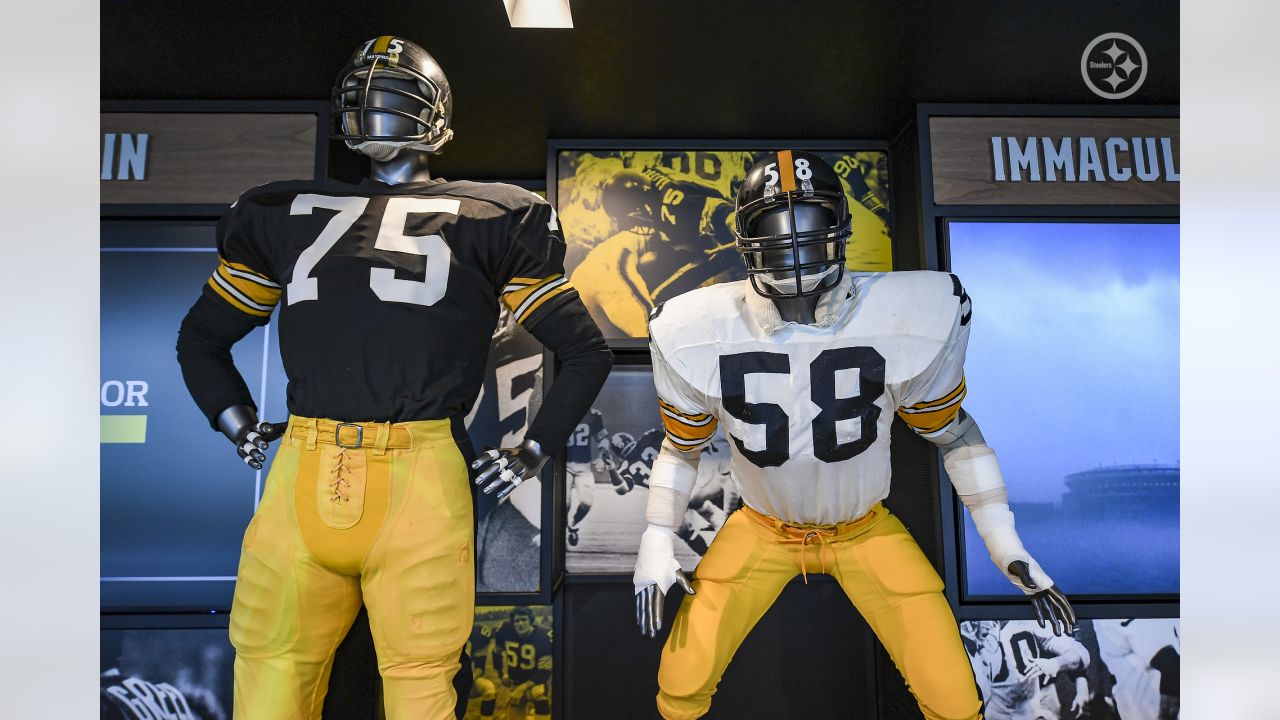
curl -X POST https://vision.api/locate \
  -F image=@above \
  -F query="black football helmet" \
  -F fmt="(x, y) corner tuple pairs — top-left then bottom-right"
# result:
(610, 432), (636, 458)
(331, 36), (454, 159)
(601, 171), (658, 233)
(734, 150), (851, 299)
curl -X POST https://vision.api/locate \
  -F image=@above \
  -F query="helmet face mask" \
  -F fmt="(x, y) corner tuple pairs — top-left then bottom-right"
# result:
(734, 151), (852, 300)
(331, 36), (454, 159)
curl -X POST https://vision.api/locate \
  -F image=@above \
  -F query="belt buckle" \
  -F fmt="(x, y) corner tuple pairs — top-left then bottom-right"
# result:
(335, 422), (363, 448)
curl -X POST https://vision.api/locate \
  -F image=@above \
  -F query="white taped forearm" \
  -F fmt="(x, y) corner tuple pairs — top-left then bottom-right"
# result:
(948, 443), (1055, 594)
(644, 443), (699, 529)
(634, 524), (682, 594)
(943, 444), (1006, 495)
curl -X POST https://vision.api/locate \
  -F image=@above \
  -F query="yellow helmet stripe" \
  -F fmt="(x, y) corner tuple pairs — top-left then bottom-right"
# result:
(778, 150), (797, 192)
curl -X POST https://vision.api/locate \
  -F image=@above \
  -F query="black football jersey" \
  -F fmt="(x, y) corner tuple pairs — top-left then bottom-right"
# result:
(565, 408), (605, 463)
(495, 621), (552, 685)
(618, 427), (665, 488)
(203, 177), (576, 423)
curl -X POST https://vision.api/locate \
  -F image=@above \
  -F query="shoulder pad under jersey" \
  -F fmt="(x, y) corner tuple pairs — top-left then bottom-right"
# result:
(848, 270), (967, 345)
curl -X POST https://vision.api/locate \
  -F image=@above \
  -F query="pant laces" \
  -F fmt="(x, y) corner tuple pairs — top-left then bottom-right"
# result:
(330, 450), (351, 503)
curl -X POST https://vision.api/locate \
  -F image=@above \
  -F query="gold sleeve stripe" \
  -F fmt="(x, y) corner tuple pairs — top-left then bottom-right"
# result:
(505, 276), (575, 324)
(657, 398), (713, 424)
(658, 400), (718, 444)
(501, 274), (562, 312)
(897, 403), (963, 434)
(665, 429), (713, 451)
(901, 376), (967, 413)
(221, 260), (281, 288)
(214, 262), (282, 308)
(208, 275), (274, 317)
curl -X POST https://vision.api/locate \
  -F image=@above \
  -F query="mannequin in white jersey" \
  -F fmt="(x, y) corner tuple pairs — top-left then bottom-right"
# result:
(631, 150), (1076, 720)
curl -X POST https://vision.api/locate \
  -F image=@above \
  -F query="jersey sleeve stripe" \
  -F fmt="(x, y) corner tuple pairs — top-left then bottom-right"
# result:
(658, 397), (718, 447)
(897, 402), (964, 434)
(901, 376), (967, 413)
(207, 273), (276, 317)
(657, 398), (712, 423)
(664, 431), (712, 451)
(659, 404), (714, 427)
(214, 262), (283, 308)
(510, 278), (576, 325)
(502, 274), (567, 317)
(220, 258), (280, 286)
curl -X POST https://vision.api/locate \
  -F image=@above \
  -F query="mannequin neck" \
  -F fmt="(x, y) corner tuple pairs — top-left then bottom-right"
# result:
(770, 294), (821, 324)
(370, 149), (433, 185)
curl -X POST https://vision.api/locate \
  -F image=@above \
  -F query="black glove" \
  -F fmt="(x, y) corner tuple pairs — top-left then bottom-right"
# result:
(216, 404), (286, 471)
(1009, 560), (1077, 636)
(470, 439), (548, 500)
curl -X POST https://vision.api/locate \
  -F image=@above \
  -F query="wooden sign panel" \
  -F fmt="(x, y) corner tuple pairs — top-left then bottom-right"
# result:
(929, 116), (1179, 205)
(101, 113), (318, 205)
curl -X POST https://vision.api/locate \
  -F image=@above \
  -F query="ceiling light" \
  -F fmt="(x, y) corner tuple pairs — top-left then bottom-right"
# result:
(503, 0), (573, 28)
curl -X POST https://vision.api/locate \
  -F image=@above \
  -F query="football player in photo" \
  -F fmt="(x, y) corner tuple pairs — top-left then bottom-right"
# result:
(1095, 619), (1180, 720)
(564, 408), (610, 546)
(572, 165), (742, 337)
(966, 620), (1090, 720)
(494, 608), (553, 720)
(632, 151), (1076, 720)
(175, 36), (611, 719)
(673, 434), (737, 557)
(466, 623), (498, 720)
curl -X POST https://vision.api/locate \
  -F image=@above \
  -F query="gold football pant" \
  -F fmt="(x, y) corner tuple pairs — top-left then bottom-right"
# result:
(656, 503), (982, 720)
(229, 416), (474, 720)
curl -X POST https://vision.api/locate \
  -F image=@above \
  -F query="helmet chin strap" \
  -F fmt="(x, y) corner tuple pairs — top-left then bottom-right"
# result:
(349, 128), (454, 163)
(759, 264), (840, 295)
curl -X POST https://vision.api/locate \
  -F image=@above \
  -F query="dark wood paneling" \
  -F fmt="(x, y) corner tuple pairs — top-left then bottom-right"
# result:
(930, 116), (1179, 205)
(101, 113), (318, 205)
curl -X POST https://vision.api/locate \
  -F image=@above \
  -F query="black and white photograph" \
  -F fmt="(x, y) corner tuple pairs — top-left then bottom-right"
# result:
(960, 618), (1180, 720)
(100, 628), (234, 720)
(465, 306), (546, 594)
(564, 366), (738, 574)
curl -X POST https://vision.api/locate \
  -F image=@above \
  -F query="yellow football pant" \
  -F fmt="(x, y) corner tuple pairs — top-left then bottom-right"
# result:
(229, 416), (474, 720)
(657, 503), (982, 720)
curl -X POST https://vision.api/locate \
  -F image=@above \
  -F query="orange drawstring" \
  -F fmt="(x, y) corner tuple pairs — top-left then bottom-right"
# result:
(739, 503), (883, 583)
(799, 529), (835, 584)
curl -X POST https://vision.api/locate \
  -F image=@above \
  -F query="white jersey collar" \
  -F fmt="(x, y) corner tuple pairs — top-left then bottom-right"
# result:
(742, 273), (856, 335)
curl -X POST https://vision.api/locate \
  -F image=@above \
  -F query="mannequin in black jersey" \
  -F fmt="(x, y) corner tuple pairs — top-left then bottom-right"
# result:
(211, 58), (570, 500)
(178, 35), (610, 720)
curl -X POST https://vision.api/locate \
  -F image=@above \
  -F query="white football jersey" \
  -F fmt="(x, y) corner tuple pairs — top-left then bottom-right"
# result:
(649, 271), (971, 525)
(986, 620), (1088, 714)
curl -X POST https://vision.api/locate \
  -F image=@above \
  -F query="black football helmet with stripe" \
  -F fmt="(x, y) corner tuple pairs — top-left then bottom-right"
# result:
(332, 36), (454, 158)
(734, 150), (851, 299)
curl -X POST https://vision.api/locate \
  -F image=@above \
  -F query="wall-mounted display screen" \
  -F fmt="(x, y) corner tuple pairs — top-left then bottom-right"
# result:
(101, 216), (550, 610)
(946, 221), (1179, 598)
(552, 147), (892, 340)
(100, 222), (288, 612)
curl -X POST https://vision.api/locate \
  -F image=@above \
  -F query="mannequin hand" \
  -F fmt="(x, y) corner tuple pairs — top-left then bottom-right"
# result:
(216, 405), (286, 471)
(471, 439), (547, 500)
(634, 526), (696, 638)
(1009, 560), (1076, 636)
